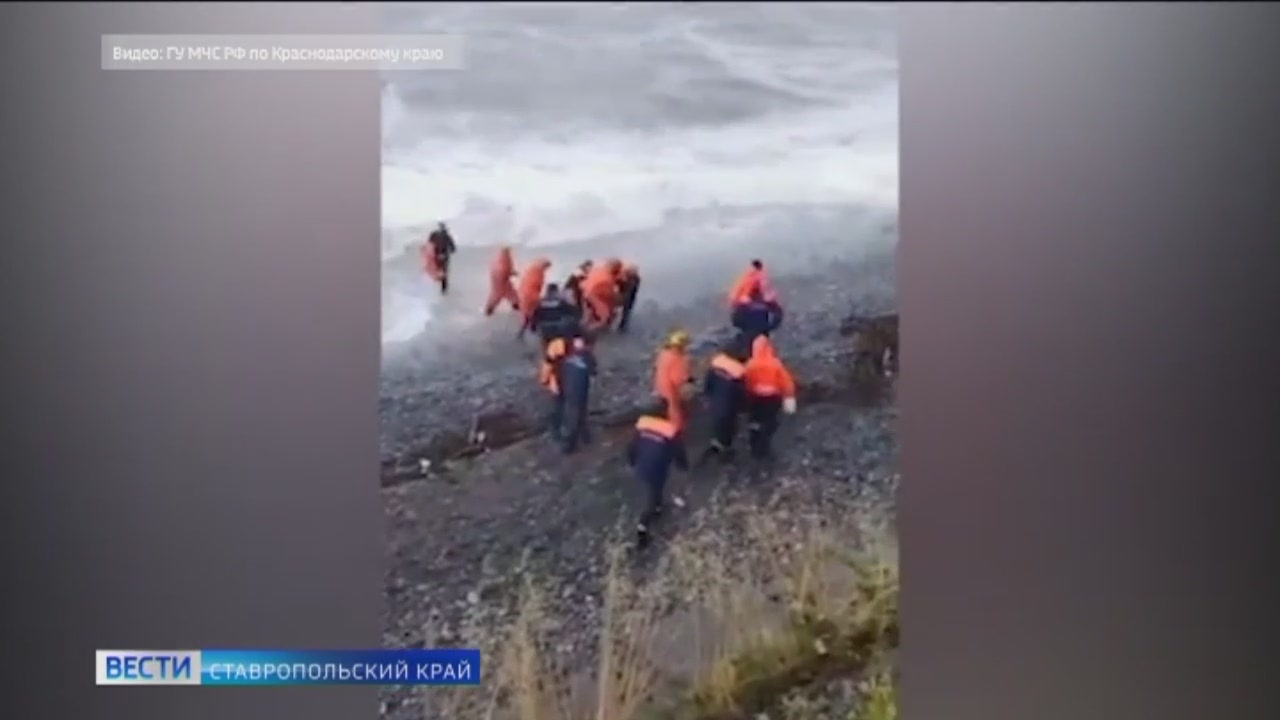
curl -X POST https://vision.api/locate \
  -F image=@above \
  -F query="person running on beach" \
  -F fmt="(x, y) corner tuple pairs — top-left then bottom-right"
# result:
(516, 257), (553, 340)
(422, 222), (457, 295)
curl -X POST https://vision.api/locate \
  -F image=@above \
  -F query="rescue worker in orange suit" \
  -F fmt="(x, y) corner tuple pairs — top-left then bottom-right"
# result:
(544, 335), (597, 454)
(483, 246), (521, 316)
(422, 222), (457, 295)
(531, 282), (581, 346)
(583, 258), (623, 333)
(731, 286), (784, 346)
(696, 339), (750, 465)
(614, 263), (642, 333)
(626, 398), (689, 549)
(563, 260), (593, 317)
(516, 257), (553, 340)
(743, 335), (798, 460)
(653, 330), (696, 433)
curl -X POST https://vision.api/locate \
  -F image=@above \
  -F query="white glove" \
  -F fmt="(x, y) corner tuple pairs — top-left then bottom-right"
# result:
(782, 397), (797, 415)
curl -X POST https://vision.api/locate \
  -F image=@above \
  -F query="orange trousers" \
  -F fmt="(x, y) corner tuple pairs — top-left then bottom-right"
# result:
(484, 277), (520, 315)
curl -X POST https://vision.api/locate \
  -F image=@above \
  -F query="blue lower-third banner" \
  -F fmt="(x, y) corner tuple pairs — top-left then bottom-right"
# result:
(95, 649), (481, 686)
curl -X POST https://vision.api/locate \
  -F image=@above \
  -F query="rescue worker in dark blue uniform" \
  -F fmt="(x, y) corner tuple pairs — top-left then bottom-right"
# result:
(626, 399), (689, 549)
(530, 282), (581, 346)
(555, 336), (597, 454)
(730, 287), (784, 347)
(696, 340), (750, 465)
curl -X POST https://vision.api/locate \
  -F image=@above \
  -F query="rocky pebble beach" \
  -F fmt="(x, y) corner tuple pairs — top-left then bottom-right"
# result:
(378, 246), (899, 720)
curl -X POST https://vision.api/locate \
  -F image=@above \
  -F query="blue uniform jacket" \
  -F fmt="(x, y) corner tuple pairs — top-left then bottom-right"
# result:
(626, 415), (689, 483)
(533, 296), (580, 338)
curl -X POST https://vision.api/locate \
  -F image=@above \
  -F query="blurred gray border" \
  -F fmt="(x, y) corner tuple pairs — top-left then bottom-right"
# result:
(4, 3), (382, 719)
(900, 4), (1277, 720)
(3, 3), (1277, 720)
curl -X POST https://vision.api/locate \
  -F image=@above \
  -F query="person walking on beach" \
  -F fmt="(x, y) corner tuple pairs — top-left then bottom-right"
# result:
(516, 257), (553, 340)
(554, 336), (597, 454)
(742, 335), (797, 460)
(626, 398), (689, 549)
(653, 329), (696, 433)
(697, 339), (750, 465)
(483, 246), (520, 316)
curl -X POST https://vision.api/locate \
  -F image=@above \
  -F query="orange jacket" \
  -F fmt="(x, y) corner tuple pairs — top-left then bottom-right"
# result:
(584, 264), (620, 303)
(728, 267), (777, 305)
(518, 258), (553, 314)
(653, 347), (692, 400)
(744, 336), (796, 399)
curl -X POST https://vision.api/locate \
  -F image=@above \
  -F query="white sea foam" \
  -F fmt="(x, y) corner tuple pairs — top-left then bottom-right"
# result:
(380, 3), (897, 346)
(381, 85), (897, 261)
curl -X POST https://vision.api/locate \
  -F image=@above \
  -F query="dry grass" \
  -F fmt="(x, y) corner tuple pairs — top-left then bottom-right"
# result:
(411, 489), (898, 720)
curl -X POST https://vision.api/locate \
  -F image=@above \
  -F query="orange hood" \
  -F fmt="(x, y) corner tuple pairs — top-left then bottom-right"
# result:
(525, 257), (552, 278)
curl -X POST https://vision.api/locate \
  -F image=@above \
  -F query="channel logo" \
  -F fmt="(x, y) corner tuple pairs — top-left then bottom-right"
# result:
(96, 650), (202, 685)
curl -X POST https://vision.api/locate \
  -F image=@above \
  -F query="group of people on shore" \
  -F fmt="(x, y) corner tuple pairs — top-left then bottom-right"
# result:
(421, 223), (798, 548)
